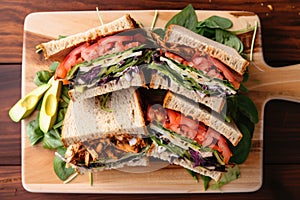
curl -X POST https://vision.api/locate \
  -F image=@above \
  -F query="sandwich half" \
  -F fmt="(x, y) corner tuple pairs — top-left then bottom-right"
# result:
(37, 15), (154, 101)
(61, 87), (150, 173)
(37, 14), (139, 62)
(147, 91), (243, 181)
(149, 24), (249, 112)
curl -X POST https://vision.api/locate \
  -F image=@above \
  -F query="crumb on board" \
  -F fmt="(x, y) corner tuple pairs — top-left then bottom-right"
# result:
(267, 4), (273, 11)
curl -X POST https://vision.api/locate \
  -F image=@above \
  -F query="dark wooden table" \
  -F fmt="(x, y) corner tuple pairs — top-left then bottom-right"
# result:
(1, 0), (300, 199)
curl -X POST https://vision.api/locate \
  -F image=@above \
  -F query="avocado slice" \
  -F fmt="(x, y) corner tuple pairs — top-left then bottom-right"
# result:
(39, 77), (62, 134)
(9, 83), (51, 122)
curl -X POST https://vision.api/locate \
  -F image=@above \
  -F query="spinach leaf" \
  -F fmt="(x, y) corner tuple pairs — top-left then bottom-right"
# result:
(34, 70), (52, 86)
(26, 112), (43, 145)
(200, 175), (212, 191)
(165, 4), (198, 32)
(196, 27), (216, 39)
(226, 94), (258, 125)
(229, 123), (252, 164)
(236, 94), (259, 124)
(53, 147), (75, 181)
(225, 94), (258, 164)
(198, 15), (232, 29)
(215, 29), (244, 53)
(56, 108), (67, 124)
(186, 168), (199, 182)
(152, 28), (165, 39)
(210, 165), (240, 190)
(43, 129), (64, 149)
(49, 61), (60, 73)
(35, 97), (43, 111)
(196, 15), (244, 53)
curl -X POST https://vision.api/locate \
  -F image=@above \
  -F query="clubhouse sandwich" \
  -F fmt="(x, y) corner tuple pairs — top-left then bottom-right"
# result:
(37, 14), (250, 182)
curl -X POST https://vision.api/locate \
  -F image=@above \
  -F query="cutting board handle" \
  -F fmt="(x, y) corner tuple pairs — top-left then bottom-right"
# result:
(246, 61), (300, 103)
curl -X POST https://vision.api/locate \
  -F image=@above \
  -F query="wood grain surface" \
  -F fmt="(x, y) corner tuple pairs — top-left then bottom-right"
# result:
(1, 0), (300, 199)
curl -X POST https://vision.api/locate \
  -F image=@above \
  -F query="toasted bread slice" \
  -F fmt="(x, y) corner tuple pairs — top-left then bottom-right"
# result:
(37, 14), (138, 62)
(149, 73), (226, 113)
(62, 87), (147, 146)
(148, 126), (222, 182)
(68, 70), (146, 101)
(165, 25), (249, 75)
(163, 91), (242, 146)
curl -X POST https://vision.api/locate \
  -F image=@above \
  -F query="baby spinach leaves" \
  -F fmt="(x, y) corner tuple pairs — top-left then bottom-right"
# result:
(27, 62), (70, 149)
(163, 4), (245, 53)
(209, 165), (240, 190)
(165, 4), (198, 32)
(34, 70), (52, 86)
(215, 29), (244, 53)
(26, 112), (44, 146)
(198, 15), (233, 29)
(225, 94), (258, 164)
(33, 62), (59, 86)
(197, 16), (244, 53)
(53, 147), (75, 181)
(43, 129), (64, 149)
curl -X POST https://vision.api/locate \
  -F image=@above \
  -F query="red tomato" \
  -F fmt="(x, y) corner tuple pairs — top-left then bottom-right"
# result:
(209, 56), (243, 89)
(54, 43), (87, 79)
(217, 135), (232, 164)
(165, 52), (185, 64)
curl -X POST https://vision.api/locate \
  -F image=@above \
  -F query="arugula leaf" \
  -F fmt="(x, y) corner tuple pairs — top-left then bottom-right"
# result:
(43, 129), (64, 149)
(26, 114), (44, 146)
(210, 165), (240, 190)
(34, 70), (52, 86)
(53, 147), (75, 181)
(165, 4), (198, 32)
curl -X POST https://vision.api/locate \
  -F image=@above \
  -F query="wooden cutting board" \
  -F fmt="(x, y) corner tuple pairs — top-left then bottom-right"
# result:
(21, 10), (300, 193)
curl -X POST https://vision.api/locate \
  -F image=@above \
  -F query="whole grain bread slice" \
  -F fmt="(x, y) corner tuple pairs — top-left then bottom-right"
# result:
(62, 87), (147, 146)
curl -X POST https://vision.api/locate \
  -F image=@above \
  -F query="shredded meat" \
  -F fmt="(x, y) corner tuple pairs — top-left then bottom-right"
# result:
(65, 134), (147, 166)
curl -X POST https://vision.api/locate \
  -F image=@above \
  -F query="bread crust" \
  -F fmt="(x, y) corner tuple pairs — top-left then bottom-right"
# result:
(148, 138), (222, 182)
(149, 72), (226, 113)
(37, 14), (138, 62)
(68, 70), (146, 101)
(163, 91), (242, 146)
(62, 87), (147, 146)
(165, 25), (249, 76)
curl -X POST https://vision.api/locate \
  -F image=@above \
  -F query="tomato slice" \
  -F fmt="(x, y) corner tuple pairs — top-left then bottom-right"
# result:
(165, 52), (185, 64)
(209, 56), (243, 89)
(217, 135), (232, 164)
(55, 33), (145, 80)
(54, 43), (88, 79)
(147, 106), (232, 163)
